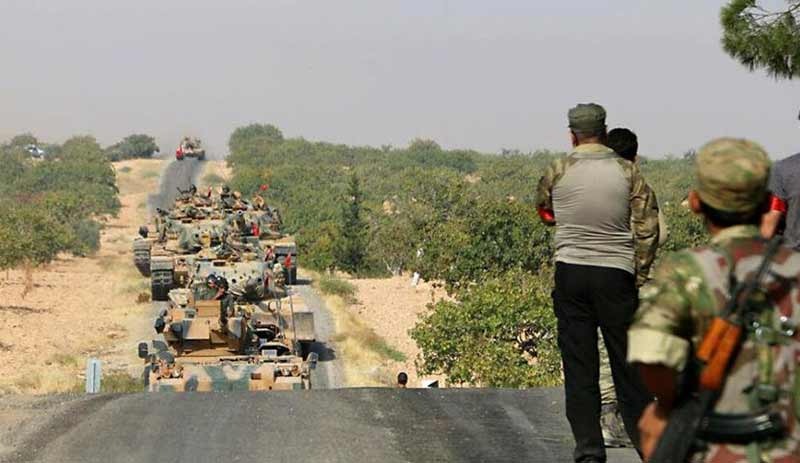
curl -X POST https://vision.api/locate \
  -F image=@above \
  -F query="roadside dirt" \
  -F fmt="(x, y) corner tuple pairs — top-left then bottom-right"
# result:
(341, 275), (448, 387)
(0, 159), (163, 393)
(197, 160), (231, 188)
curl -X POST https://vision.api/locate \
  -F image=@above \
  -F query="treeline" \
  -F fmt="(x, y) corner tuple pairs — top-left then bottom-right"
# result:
(226, 123), (707, 387)
(0, 135), (121, 271)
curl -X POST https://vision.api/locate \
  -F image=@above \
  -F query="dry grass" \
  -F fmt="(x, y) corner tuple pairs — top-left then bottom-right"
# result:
(47, 353), (79, 367)
(198, 161), (232, 189)
(346, 275), (449, 388)
(0, 158), (165, 394)
(310, 273), (406, 387)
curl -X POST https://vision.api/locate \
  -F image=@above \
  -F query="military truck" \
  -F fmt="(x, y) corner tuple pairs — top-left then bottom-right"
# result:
(137, 281), (317, 391)
(175, 137), (206, 161)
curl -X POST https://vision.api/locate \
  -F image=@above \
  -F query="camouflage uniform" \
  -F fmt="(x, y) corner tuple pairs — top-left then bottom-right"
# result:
(536, 145), (660, 286)
(537, 103), (657, 462)
(629, 138), (800, 462)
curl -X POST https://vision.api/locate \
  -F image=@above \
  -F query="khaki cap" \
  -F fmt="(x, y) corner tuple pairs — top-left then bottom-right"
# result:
(568, 103), (606, 132)
(695, 137), (770, 213)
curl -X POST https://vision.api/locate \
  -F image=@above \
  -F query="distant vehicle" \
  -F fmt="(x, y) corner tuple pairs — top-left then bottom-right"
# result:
(25, 144), (46, 159)
(175, 137), (206, 161)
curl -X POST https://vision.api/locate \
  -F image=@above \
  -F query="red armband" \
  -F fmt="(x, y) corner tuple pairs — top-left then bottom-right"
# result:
(770, 194), (787, 213)
(537, 207), (555, 223)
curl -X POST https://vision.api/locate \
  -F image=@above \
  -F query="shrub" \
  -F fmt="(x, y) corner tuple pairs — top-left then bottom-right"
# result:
(317, 275), (356, 302)
(411, 268), (561, 387)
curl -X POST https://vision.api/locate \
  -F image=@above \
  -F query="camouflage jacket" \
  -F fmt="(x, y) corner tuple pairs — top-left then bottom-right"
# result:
(629, 225), (800, 462)
(535, 144), (660, 285)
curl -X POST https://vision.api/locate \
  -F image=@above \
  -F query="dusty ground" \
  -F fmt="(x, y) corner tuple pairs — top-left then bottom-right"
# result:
(0, 159), (163, 393)
(197, 160), (231, 188)
(340, 275), (448, 388)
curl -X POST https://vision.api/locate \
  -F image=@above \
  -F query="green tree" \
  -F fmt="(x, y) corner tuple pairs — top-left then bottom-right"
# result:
(406, 138), (477, 173)
(4, 133), (38, 149)
(721, 0), (800, 78)
(418, 195), (552, 292)
(299, 220), (340, 273)
(228, 123), (284, 159)
(411, 268), (561, 387)
(335, 173), (367, 273)
(105, 134), (159, 161)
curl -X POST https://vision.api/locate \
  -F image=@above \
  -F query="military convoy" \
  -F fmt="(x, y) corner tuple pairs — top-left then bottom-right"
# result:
(132, 185), (297, 301)
(133, 182), (312, 391)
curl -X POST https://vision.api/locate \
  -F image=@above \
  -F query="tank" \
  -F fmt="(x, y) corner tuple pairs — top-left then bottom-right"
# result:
(135, 185), (300, 301)
(149, 219), (228, 301)
(137, 279), (317, 391)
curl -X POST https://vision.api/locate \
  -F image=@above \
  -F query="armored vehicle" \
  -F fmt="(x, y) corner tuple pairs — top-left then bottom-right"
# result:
(149, 220), (227, 301)
(138, 281), (317, 391)
(175, 136), (206, 161)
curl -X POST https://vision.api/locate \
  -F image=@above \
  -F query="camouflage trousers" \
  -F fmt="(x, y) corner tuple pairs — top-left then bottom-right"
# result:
(599, 331), (616, 406)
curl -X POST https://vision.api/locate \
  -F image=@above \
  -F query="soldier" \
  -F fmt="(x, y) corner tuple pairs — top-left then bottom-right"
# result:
(273, 263), (286, 288)
(219, 185), (236, 210)
(629, 138), (800, 462)
(214, 275), (232, 329)
(253, 193), (266, 211)
(598, 128), (670, 448)
(536, 103), (658, 462)
(264, 245), (276, 266)
(397, 372), (408, 388)
(761, 111), (800, 243)
(191, 273), (219, 301)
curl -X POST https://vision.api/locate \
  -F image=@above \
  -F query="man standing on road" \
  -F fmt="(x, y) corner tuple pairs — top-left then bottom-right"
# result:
(536, 103), (658, 462)
(630, 138), (800, 461)
(598, 127), (669, 448)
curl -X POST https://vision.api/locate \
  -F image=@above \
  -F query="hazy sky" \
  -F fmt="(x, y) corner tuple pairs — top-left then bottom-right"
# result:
(0, 0), (797, 158)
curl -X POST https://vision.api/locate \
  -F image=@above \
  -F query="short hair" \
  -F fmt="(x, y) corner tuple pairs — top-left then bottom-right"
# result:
(397, 372), (408, 386)
(607, 128), (638, 161)
(572, 127), (607, 143)
(699, 200), (760, 227)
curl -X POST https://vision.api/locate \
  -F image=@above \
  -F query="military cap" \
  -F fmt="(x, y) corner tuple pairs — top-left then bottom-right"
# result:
(568, 103), (606, 132)
(695, 137), (770, 213)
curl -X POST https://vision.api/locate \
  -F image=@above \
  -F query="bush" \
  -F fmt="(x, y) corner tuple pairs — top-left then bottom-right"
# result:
(317, 275), (356, 302)
(418, 196), (553, 292)
(411, 268), (561, 387)
(0, 134), (120, 271)
(105, 134), (158, 161)
(203, 172), (225, 186)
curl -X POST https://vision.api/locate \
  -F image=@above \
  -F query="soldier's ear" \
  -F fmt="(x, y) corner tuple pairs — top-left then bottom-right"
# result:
(687, 191), (703, 215)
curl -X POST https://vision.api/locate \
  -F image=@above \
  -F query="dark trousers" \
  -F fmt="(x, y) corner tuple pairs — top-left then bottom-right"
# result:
(553, 262), (651, 462)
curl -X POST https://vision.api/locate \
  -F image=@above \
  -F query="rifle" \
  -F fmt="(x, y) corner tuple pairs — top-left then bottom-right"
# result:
(648, 236), (783, 463)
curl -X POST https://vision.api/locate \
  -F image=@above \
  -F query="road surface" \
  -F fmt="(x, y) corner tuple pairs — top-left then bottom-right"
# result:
(147, 157), (203, 212)
(293, 280), (345, 389)
(1, 388), (639, 463)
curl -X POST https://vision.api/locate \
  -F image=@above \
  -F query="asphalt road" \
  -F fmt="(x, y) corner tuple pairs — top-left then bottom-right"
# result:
(3, 388), (639, 463)
(147, 157), (203, 212)
(293, 281), (346, 389)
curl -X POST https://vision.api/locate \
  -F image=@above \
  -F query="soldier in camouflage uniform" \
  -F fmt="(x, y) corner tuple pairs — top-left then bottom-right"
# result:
(599, 127), (670, 448)
(629, 138), (800, 462)
(536, 103), (659, 462)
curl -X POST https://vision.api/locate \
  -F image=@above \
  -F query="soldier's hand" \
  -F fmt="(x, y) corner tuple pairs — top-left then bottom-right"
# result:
(638, 402), (668, 462)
